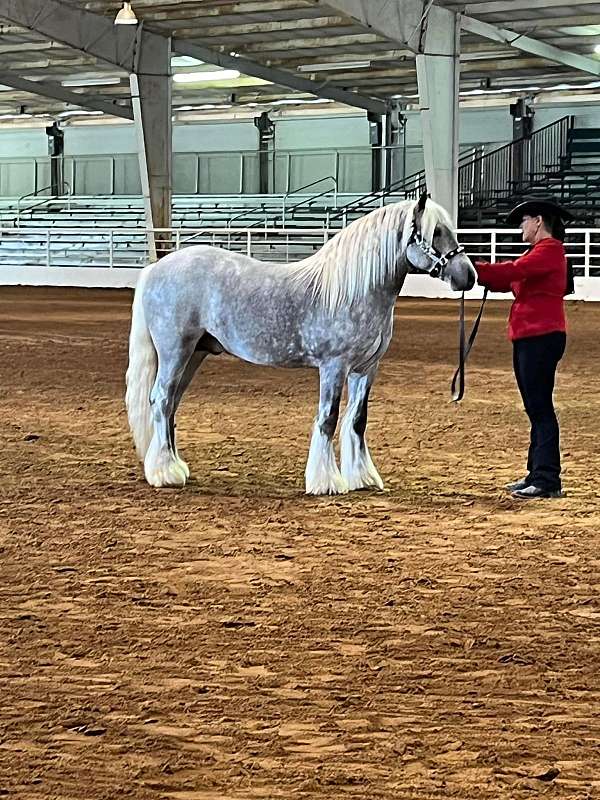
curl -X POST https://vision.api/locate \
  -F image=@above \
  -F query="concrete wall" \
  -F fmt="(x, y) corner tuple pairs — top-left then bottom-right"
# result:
(1, 100), (600, 196)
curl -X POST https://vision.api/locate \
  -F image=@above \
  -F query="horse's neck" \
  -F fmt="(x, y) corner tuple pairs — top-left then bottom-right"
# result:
(389, 256), (409, 295)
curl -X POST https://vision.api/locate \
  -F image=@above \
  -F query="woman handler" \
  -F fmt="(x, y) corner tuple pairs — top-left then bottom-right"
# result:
(474, 198), (573, 499)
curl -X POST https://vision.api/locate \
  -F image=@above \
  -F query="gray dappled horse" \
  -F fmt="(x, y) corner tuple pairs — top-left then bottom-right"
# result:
(126, 195), (475, 495)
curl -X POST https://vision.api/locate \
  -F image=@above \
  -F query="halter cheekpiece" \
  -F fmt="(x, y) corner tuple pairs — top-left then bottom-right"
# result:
(409, 223), (465, 278)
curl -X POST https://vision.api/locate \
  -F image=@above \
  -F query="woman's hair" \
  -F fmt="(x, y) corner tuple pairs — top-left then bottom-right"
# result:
(537, 211), (572, 294)
(540, 212), (566, 242)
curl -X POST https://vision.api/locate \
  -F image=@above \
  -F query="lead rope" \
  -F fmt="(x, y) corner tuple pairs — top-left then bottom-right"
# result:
(451, 288), (489, 402)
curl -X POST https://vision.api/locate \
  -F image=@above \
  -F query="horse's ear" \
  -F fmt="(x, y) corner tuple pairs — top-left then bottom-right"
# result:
(417, 191), (429, 214)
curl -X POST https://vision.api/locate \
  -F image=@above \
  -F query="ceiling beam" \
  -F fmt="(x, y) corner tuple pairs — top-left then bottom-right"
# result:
(0, 41), (68, 55)
(318, 0), (600, 77)
(465, 0), (600, 13)
(507, 15), (600, 30)
(314, 0), (427, 52)
(172, 38), (387, 113)
(0, 0), (386, 115)
(0, 71), (133, 118)
(0, 0), (150, 72)
(239, 32), (383, 53)
(195, 16), (349, 38)
(461, 15), (600, 77)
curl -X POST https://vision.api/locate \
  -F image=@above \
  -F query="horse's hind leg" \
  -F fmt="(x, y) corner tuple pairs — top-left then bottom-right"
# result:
(144, 337), (199, 488)
(169, 350), (210, 480)
(305, 361), (348, 495)
(340, 365), (384, 491)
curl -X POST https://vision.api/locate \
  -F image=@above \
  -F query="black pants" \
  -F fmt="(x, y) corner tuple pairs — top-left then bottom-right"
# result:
(513, 331), (566, 491)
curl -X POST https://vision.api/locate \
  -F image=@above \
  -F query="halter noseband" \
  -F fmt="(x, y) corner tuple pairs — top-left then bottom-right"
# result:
(409, 224), (465, 278)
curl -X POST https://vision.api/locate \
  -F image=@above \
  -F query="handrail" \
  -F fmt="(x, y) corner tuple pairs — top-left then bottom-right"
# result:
(331, 119), (570, 224)
(462, 116), (572, 173)
(328, 148), (479, 223)
(284, 175), (337, 199)
(16, 182), (72, 226)
(226, 203), (268, 230)
(457, 116), (573, 216)
(282, 175), (337, 225)
(225, 176), (339, 230)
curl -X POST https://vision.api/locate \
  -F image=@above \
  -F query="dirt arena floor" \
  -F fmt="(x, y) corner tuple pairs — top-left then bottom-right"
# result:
(0, 286), (599, 800)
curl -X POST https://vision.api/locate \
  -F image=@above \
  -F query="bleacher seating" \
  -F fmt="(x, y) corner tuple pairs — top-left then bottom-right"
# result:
(0, 192), (373, 232)
(460, 126), (600, 227)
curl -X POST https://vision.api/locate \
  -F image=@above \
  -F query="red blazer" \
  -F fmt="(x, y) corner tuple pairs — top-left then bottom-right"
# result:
(475, 237), (567, 341)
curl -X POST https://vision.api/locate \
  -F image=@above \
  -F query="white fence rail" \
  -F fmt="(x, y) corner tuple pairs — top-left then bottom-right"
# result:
(2, 226), (600, 298)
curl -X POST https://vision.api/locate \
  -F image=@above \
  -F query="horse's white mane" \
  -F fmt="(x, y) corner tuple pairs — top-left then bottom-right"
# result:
(289, 198), (453, 311)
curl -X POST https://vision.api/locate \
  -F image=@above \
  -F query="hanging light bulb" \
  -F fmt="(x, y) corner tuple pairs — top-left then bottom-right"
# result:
(114, 2), (138, 25)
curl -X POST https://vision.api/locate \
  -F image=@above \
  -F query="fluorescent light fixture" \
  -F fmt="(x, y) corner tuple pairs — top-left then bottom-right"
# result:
(61, 77), (121, 87)
(176, 103), (233, 111)
(114, 2), (137, 24)
(562, 26), (600, 36)
(0, 113), (33, 119)
(57, 109), (104, 117)
(461, 85), (542, 96)
(595, 44), (600, 54)
(173, 70), (240, 83)
(297, 61), (370, 72)
(460, 50), (512, 62)
(171, 55), (204, 67)
(271, 97), (335, 105)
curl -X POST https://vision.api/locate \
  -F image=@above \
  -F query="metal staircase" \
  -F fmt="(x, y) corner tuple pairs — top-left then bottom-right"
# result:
(457, 116), (600, 226)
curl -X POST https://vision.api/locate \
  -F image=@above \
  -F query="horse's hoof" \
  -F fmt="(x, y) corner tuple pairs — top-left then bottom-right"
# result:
(176, 455), (190, 479)
(145, 458), (188, 488)
(342, 458), (384, 492)
(345, 474), (384, 491)
(305, 475), (349, 496)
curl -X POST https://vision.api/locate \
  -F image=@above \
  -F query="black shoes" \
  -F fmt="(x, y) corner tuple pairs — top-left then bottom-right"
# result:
(505, 477), (529, 492)
(511, 484), (563, 500)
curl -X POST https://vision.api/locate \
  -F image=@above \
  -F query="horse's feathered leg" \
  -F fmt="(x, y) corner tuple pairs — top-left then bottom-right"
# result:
(144, 339), (199, 488)
(305, 361), (349, 496)
(340, 366), (384, 491)
(168, 350), (210, 480)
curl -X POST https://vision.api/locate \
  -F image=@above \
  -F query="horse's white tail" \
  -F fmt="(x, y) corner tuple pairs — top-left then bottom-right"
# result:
(125, 267), (157, 462)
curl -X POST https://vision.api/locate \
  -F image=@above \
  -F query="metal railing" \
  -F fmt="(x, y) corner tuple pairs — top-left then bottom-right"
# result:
(0, 226), (332, 268)
(16, 182), (72, 226)
(2, 225), (600, 279)
(328, 146), (484, 224)
(458, 116), (573, 211)
(225, 176), (338, 229)
(281, 176), (337, 225)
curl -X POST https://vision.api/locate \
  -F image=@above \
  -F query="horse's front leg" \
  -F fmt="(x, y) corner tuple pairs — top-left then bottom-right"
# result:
(305, 361), (348, 496)
(340, 365), (384, 491)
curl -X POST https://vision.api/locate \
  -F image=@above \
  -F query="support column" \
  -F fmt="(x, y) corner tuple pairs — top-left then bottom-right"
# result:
(368, 112), (383, 193)
(46, 122), (64, 196)
(510, 98), (535, 193)
(384, 103), (405, 188)
(130, 33), (172, 261)
(254, 112), (275, 194)
(416, 5), (460, 223)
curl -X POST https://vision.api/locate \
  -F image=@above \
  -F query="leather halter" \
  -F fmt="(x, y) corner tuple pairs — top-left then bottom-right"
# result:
(407, 223), (487, 402)
(408, 224), (466, 278)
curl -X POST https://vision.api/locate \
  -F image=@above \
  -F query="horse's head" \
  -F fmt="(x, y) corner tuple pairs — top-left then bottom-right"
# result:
(406, 193), (475, 292)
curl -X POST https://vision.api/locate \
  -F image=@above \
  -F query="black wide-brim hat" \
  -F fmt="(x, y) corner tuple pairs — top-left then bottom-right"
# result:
(506, 196), (573, 226)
